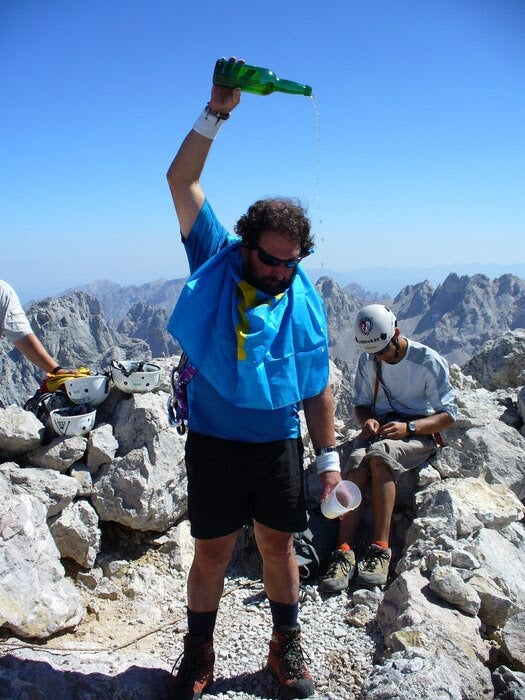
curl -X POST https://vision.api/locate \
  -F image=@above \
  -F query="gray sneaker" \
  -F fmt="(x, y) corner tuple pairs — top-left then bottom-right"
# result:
(318, 549), (356, 593)
(358, 544), (391, 586)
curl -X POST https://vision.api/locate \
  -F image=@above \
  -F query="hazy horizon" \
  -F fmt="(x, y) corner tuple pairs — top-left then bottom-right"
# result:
(18, 261), (525, 307)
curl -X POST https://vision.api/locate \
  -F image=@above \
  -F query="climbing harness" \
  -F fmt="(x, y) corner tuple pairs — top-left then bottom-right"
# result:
(167, 352), (196, 435)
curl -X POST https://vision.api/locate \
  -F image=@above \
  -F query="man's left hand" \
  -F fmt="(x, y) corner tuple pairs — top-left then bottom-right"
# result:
(318, 470), (342, 503)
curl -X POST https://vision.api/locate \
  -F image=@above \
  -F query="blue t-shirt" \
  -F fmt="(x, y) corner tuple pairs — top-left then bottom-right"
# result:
(183, 200), (300, 442)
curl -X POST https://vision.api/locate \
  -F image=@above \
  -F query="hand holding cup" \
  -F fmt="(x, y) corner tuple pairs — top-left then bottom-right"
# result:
(321, 480), (362, 519)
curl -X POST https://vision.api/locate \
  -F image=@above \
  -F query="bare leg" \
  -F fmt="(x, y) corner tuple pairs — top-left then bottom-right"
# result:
(187, 532), (239, 611)
(254, 521), (298, 604)
(337, 466), (369, 546)
(368, 456), (396, 543)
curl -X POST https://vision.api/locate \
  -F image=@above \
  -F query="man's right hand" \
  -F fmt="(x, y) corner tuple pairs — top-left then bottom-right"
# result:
(209, 58), (243, 114)
(360, 418), (381, 441)
(166, 57), (243, 239)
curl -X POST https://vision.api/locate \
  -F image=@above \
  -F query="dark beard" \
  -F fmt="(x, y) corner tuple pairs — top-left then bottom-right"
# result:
(243, 260), (296, 296)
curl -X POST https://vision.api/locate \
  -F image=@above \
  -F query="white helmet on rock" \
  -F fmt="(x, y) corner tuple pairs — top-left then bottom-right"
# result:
(49, 406), (97, 437)
(110, 360), (161, 394)
(64, 375), (110, 406)
(354, 304), (397, 354)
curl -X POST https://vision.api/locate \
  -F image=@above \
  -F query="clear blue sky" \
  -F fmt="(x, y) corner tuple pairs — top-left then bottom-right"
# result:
(1, 0), (524, 302)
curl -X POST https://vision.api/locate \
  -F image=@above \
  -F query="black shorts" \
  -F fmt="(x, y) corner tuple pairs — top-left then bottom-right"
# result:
(185, 431), (307, 539)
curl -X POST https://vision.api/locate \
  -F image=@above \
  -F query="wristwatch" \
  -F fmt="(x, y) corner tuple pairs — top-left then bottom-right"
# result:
(315, 446), (337, 456)
(406, 421), (417, 435)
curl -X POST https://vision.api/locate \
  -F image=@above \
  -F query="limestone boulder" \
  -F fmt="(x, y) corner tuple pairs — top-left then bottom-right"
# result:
(0, 494), (84, 638)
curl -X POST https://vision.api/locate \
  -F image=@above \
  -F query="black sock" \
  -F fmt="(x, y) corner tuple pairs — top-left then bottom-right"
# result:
(269, 599), (299, 629)
(187, 607), (218, 641)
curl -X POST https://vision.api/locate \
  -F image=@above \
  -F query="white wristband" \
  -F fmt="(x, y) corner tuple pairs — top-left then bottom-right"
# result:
(316, 451), (341, 474)
(192, 106), (228, 140)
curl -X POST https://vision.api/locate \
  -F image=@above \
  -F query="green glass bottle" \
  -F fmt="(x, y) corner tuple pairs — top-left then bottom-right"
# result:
(213, 59), (312, 97)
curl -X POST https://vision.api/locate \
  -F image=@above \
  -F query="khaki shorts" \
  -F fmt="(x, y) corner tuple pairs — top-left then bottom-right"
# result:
(343, 434), (437, 481)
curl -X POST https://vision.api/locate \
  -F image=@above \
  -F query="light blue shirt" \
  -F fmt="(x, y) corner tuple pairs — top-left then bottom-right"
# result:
(353, 339), (457, 420)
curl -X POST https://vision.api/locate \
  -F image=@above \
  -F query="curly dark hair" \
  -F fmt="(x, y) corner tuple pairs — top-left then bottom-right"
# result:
(234, 198), (314, 255)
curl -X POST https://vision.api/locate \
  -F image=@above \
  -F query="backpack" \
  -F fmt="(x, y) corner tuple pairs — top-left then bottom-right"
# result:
(24, 389), (72, 423)
(294, 509), (339, 580)
(24, 388), (74, 443)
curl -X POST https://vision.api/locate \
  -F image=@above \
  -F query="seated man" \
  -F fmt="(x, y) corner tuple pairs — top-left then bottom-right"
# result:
(319, 304), (457, 591)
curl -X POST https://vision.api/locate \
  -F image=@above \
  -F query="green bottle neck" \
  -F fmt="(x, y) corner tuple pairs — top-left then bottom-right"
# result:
(274, 77), (312, 96)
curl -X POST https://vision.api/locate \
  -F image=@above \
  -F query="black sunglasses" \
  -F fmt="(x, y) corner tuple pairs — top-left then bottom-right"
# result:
(252, 245), (313, 269)
(372, 340), (392, 357)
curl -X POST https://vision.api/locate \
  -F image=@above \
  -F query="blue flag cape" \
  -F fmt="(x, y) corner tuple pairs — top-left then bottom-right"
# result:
(167, 242), (329, 410)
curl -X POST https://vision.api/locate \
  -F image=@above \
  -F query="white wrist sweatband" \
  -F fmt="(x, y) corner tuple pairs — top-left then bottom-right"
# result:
(192, 105), (229, 140)
(316, 451), (341, 474)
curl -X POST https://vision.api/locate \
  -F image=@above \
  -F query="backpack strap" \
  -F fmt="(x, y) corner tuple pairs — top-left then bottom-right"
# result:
(433, 431), (444, 448)
(372, 358), (381, 415)
(293, 529), (321, 580)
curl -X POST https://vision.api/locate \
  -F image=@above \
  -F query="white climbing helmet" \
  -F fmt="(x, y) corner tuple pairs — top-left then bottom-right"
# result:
(110, 360), (161, 394)
(354, 304), (397, 354)
(64, 375), (110, 406)
(49, 406), (97, 437)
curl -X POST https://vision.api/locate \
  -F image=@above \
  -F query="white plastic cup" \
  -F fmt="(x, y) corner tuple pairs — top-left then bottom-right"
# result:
(321, 480), (362, 519)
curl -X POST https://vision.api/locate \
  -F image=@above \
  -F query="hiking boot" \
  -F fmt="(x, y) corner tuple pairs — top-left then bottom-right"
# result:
(267, 625), (315, 699)
(318, 549), (356, 593)
(357, 544), (391, 586)
(171, 634), (215, 699)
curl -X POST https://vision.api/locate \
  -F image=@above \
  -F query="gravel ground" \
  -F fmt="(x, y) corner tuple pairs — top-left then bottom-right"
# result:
(194, 577), (380, 699)
(0, 528), (381, 699)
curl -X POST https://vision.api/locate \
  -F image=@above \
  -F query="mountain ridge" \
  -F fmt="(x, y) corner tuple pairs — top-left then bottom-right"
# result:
(3, 270), (523, 408)
(304, 262), (525, 298)
(61, 269), (525, 325)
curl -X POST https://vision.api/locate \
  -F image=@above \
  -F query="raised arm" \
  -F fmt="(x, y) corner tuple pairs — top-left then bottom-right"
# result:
(166, 61), (242, 238)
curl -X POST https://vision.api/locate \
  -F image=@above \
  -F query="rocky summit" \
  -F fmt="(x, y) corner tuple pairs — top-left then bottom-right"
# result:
(0, 274), (524, 699)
